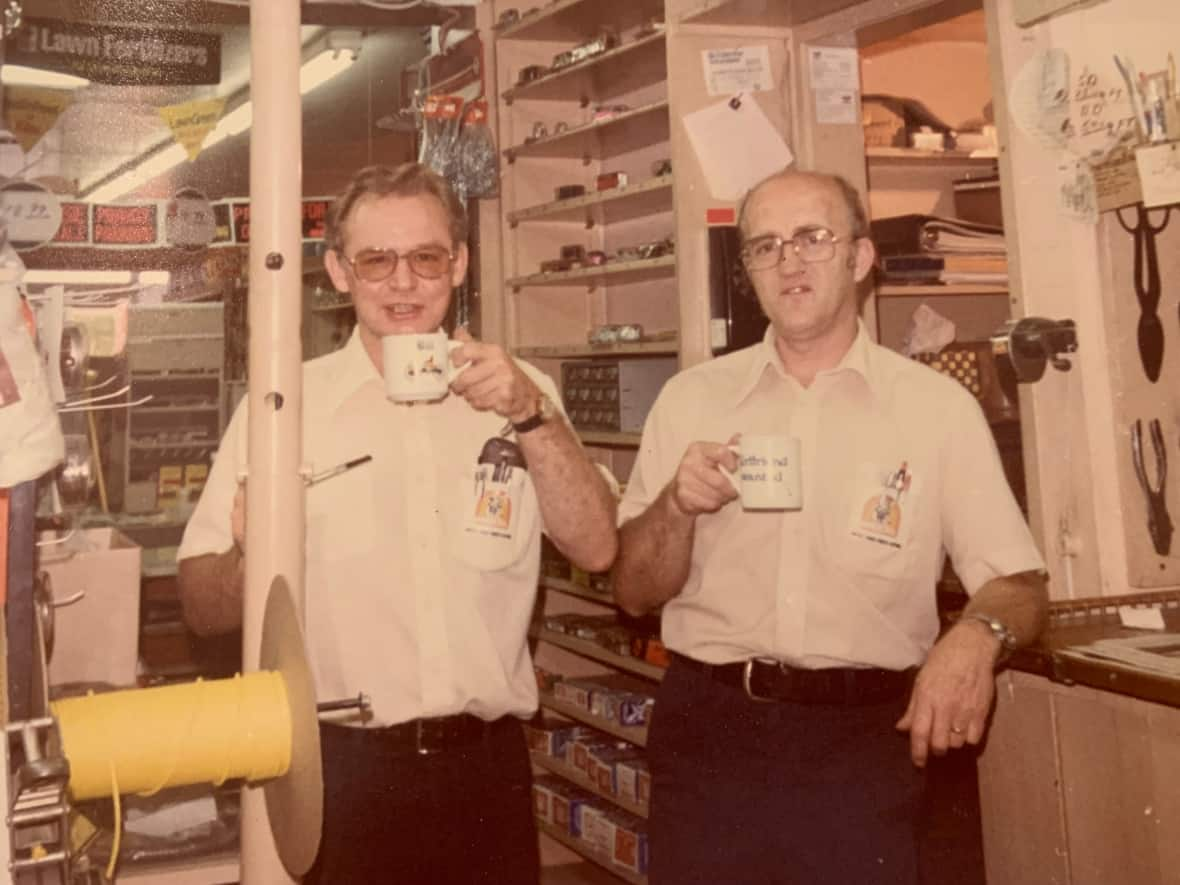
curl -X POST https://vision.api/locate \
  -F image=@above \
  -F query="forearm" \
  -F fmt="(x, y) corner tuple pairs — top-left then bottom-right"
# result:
(612, 484), (696, 616)
(177, 547), (246, 636)
(962, 569), (1050, 649)
(518, 419), (618, 573)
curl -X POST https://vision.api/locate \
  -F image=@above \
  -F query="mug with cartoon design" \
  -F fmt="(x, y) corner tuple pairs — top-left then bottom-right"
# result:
(382, 331), (467, 402)
(722, 434), (803, 511)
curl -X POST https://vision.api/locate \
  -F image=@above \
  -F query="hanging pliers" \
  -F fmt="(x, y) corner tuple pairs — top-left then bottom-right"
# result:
(1131, 418), (1173, 556)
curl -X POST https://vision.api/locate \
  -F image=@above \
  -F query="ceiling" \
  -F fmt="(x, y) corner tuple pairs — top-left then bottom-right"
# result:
(6, 0), (478, 202)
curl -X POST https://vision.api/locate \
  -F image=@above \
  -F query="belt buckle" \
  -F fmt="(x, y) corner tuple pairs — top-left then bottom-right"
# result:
(742, 657), (780, 703)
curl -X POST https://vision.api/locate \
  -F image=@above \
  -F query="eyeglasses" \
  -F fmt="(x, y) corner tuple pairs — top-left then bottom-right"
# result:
(740, 227), (852, 270)
(339, 246), (455, 282)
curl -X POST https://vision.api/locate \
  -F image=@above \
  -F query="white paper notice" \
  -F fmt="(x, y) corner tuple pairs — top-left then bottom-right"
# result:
(814, 89), (859, 125)
(1119, 606), (1167, 630)
(1135, 142), (1180, 208)
(807, 46), (859, 91)
(703, 46), (772, 97)
(683, 96), (794, 201)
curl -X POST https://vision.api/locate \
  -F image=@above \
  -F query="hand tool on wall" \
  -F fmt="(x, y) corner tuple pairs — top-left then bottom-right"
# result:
(1131, 417), (1173, 555)
(1116, 203), (1170, 383)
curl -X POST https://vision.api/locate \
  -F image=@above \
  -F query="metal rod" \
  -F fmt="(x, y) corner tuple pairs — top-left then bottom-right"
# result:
(316, 693), (371, 714)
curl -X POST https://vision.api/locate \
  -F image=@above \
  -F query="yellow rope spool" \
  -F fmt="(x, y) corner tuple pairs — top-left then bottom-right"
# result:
(51, 671), (292, 802)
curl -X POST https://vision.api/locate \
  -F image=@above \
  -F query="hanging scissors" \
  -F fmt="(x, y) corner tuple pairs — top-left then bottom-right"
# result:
(1131, 418), (1172, 556)
(1116, 203), (1171, 383)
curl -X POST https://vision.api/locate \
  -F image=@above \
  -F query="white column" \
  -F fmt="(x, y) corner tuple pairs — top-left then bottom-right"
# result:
(242, 1), (305, 882)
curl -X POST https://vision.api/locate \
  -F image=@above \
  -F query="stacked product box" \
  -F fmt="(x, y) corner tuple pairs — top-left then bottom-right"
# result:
(553, 676), (601, 710)
(587, 673), (656, 726)
(533, 664), (563, 694)
(537, 611), (666, 664)
(587, 744), (645, 797)
(611, 809), (649, 875)
(570, 734), (633, 776)
(533, 775), (595, 835)
(575, 800), (650, 875)
(524, 715), (594, 759)
(615, 756), (651, 807)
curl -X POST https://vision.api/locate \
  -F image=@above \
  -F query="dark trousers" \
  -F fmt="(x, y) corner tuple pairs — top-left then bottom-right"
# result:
(304, 717), (540, 885)
(647, 655), (925, 885)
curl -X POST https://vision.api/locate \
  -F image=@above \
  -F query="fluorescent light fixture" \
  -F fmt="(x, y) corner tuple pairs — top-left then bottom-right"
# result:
(299, 48), (357, 94)
(84, 41), (358, 203)
(24, 269), (133, 285)
(1, 64), (89, 90)
(138, 270), (172, 286)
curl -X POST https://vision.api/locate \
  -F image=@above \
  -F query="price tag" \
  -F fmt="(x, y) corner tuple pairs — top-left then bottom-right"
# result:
(0, 180), (63, 252)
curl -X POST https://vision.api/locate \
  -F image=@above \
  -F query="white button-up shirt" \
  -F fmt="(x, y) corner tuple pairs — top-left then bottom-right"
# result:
(180, 330), (559, 724)
(619, 323), (1045, 670)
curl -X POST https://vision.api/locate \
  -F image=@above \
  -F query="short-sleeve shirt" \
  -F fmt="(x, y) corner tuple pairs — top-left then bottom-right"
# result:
(618, 323), (1045, 670)
(179, 329), (561, 724)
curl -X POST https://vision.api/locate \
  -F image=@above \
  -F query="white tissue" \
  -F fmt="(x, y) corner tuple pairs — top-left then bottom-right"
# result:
(902, 303), (956, 356)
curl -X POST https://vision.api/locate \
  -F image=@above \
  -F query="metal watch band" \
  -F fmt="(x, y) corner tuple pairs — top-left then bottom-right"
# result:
(960, 612), (1017, 660)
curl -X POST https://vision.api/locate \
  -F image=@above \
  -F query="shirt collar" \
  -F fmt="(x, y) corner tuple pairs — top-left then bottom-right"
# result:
(733, 320), (880, 406)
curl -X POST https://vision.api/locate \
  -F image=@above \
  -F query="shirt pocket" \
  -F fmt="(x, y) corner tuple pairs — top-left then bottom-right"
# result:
(448, 463), (537, 573)
(836, 461), (923, 582)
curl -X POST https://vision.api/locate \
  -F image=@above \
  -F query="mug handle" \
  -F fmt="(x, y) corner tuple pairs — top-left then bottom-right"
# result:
(718, 443), (741, 494)
(446, 339), (471, 383)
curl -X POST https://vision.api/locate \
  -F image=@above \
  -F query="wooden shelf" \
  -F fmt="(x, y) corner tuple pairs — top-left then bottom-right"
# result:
(503, 32), (667, 105)
(676, 0), (795, 26)
(541, 577), (616, 605)
(505, 101), (670, 162)
(516, 341), (678, 359)
(866, 146), (999, 164)
(578, 431), (642, 447)
(877, 283), (1008, 297)
(537, 820), (647, 885)
(496, 0), (663, 42)
(544, 860), (634, 884)
(509, 176), (674, 227)
(533, 627), (666, 682)
(532, 751), (649, 818)
(508, 254), (675, 288)
(539, 692), (649, 746)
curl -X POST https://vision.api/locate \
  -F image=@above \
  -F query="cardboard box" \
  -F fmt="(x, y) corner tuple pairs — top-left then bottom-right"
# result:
(38, 528), (142, 687)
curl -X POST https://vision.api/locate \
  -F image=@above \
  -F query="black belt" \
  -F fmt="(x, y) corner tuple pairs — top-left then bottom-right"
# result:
(672, 652), (915, 706)
(321, 714), (511, 756)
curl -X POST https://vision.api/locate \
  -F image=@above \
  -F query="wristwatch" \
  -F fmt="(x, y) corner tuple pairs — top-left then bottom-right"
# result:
(960, 612), (1017, 663)
(511, 392), (557, 434)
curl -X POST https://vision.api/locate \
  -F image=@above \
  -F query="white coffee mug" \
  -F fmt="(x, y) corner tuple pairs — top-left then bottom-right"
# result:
(382, 332), (467, 402)
(723, 434), (803, 511)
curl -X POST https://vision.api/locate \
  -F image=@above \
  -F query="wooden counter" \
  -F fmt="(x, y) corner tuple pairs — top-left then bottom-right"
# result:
(978, 593), (1180, 885)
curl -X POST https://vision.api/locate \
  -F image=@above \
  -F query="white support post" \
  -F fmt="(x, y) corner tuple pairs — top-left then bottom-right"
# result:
(242, 2), (305, 882)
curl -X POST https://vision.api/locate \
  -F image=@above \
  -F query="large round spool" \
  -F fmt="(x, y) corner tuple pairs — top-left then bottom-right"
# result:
(50, 578), (322, 875)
